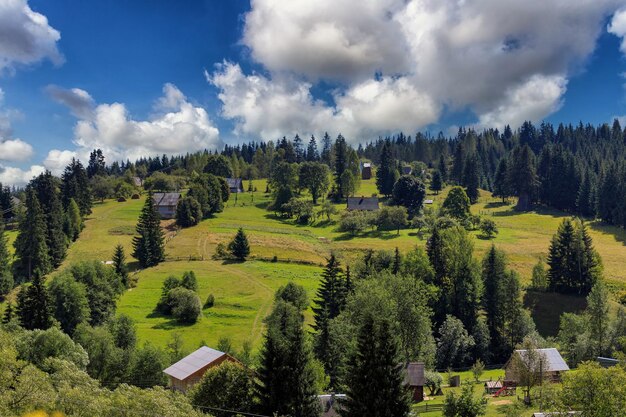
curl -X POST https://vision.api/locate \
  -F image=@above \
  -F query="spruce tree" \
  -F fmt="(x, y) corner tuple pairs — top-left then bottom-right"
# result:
(462, 154), (480, 204)
(16, 274), (53, 330)
(493, 158), (510, 203)
(321, 132), (332, 166)
(61, 158), (92, 216)
(507, 145), (538, 211)
(64, 198), (83, 241)
(0, 226), (13, 297)
(31, 172), (68, 267)
(576, 172), (594, 218)
(13, 188), (51, 283)
(438, 154), (448, 182)
(2, 303), (14, 324)
(334, 135), (349, 198)
(392, 247), (401, 275)
(228, 228), (250, 261)
(376, 140), (398, 197)
(306, 135), (319, 161)
(342, 315), (410, 417)
(257, 301), (320, 417)
(132, 193), (165, 268)
(482, 245), (506, 357)
(430, 170), (443, 194)
(112, 244), (130, 288)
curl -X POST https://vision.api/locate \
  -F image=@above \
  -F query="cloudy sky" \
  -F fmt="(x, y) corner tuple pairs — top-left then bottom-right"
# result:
(1, 0), (626, 185)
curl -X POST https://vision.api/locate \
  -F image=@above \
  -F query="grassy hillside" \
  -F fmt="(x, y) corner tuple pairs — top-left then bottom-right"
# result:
(3, 176), (626, 352)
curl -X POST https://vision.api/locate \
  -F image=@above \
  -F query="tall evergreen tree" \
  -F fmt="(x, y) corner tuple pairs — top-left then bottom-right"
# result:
(2, 303), (14, 324)
(16, 274), (53, 330)
(64, 198), (83, 241)
(61, 158), (92, 216)
(507, 145), (538, 211)
(376, 139), (399, 197)
(306, 135), (319, 161)
(597, 165), (620, 224)
(342, 315), (410, 417)
(112, 244), (130, 288)
(430, 170), (443, 195)
(294, 134), (304, 163)
(257, 301), (320, 417)
(321, 132), (332, 166)
(132, 193), (165, 268)
(87, 149), (106, 178)
(482, 245), (506, 357)
(228, 228), (250, 261)
(0, 226), (13, 297)
(334, 135), (349, 198)
(438, 154), (448, 182)
(492, 158), (511, 203)
(577, 172), (595, 218)
(462, 154), (480, 204)
(31, 172), (68, 267)
(13, 188), (51, 283)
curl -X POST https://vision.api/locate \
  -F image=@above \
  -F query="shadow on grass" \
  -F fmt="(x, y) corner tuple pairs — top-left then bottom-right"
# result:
(221, 259), (246, 265)
(524, 290), (587, 337)
(484, 201), (511, 209)
(254, 201), (270, 210)
(491, 204), (569, 218)
(588, 220), (626, 246)
(333, 229), (402, 241)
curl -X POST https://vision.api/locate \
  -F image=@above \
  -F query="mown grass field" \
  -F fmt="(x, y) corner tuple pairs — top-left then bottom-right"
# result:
(3, 176), (626, 355)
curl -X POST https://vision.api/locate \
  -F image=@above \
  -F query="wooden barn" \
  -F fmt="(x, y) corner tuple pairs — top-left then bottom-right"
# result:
(504, 348), (569, 384)
(404, 362), (425, 402)
(347, 196), (379, 211)
(163, 346), (239, 393)
(361, 163), (372, 180)
(226, 178), (244, 193)
(152, 192), (181, 219)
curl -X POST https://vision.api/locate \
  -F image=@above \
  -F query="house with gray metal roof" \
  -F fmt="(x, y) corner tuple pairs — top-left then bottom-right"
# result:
(504, 348), (569, 384)
(226, 178), (244, 193)
(152, 192), (181, 219)
(163, 346), (239, 392)
(346, 196), (379, 211)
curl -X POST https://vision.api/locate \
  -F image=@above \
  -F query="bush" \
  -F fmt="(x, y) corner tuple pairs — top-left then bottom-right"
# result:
(425, 370), (443, 396)
(204, 294), (215, 308)
(181, 271), (198, 291)
(338, 211), (372, 235)
(168, 287), (202, 324)
(376, 206), (408, 234)
(479, 218), (498, 238)
(176, 196), (202, 228)
(213, 242), (229, 260)
(275, 282), (308, 311)
(281, 198), (314, 224)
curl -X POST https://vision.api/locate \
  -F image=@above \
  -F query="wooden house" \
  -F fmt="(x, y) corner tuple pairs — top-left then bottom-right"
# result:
(504, 348), (569, 384)
(226, 178), (244, 193)
(163, 346), (239, 393)
(153, 192), (181, 219)
(361, 163), (372, 180)
(404, 362), (425, 402)
(347, 196), (379, 211)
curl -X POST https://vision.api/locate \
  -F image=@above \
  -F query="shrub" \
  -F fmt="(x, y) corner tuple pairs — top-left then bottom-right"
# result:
(479, 218), (498, 238)
(176, 196), (202, 228)
(376, 206), (408, 234)
(425, 370), (443, 396)
(228, 228), (250, 261)
(181, 271), (198, 291)
(213, 242), (229, 260)
(204, 294), (215, 308)
(338, 211), (368, 235)
(168, 287), (202, 324)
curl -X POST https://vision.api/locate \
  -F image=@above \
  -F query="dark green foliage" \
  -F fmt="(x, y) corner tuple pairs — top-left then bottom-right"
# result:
(16, 274), (53, 330)
(13, 188), (51, 283)
(492, 158), (511, 202)
(0, 184), (14, 221)
(342, 315), (410, 417)
(188, 175), (224, 218)
(68, 261), (122, 325)
(392, 175), (426, 216)
(112, 244), (130, 288)
(479, 218), (498, 239)
(275, 281), (309, 311)
(2, 303), (14, 324)
(462, 154), (480, 204)
(228, 228), (250, 261)
(576, 173), (595, 218)
(430, 170), (443, 194)
(189, 361), (255, 417)
(299, 161), (330, 204)
(334, 135), (349, 198)
(176, 196), (202, 227)
(61, 158), (92, 216)
(132, 192), (165, 268)
(269, 161), (298, 211)
(168, 288), (201, 323)
(443, 381), (487, 417)
(257, 301), (320, 417)
(0, 226), (13, 297)
(376, 206), (408, 234)
(30, 172), (68, 267)
(537, 144), (581, 212)
(204, 154), (233, 178)
(438, 154), (448, 182)
(306, 135), (319, 161)
(64, 198), (83, 241)
(597, 165), (620, 224)
(157, 275), (181, 314)
(87, 149), (107, 178)
(108, 314), (137, 350)
(48, 273), (90, 335)
(181, 270), (198, 291)
(376, 139), (399, 197)
(204, 293), (215, 308)
(507, 145), (538, 211)
(436, 315), (475, 369)
(441, 186), (471, 221)
(548, 218), (602, 295)
(217, 176), (230, 202)
(128, 343), (168, 387)
(15, 326), (89, 369)
(73, 323), (130, 385)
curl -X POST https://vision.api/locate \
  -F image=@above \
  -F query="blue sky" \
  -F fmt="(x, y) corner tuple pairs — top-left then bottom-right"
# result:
(0, 0), (626, 185)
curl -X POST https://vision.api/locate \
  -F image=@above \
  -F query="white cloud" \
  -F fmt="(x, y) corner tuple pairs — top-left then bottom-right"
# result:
(45, 85), (95, 119)
(68, 83), (221, 162)
(609, 8), (626, 54)
(217, 0), (623, 138)
(0, 138), (34, 161)
(43, 149), (76, 175)
(0, 0), (63, 73)
(210, 62), (439, 141)
(0, 164), (44, 186)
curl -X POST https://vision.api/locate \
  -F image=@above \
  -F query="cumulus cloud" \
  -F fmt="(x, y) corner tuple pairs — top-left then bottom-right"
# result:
(0, 138), (34, 162)
(65, 83), (221, 162)
(214, 0), (623, 139)
(210, 62), (439, 141)
(43, 149), (76, 175)
(0, 164), (44, 186)
(0, 0), (63, 73)
(45, 85), (95, 119)
(609, 8), (626, 54)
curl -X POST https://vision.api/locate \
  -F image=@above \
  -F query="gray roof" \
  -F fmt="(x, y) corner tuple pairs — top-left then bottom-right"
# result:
(514, 348), (569, 372)
(402, 166), (412, 175)
(347, 196), (379, 211)
(10, 196), (21, 206)
(597, 357), (619, 368)
(226, 178), (243, 191)
(404, 362), (425, 386)
(163, 346), (226, 380)
(153, 192), (181, 207)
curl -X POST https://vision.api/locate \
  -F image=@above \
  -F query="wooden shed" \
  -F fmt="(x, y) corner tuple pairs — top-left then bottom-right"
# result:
(504, 348), (569, 385)
(152, 192), (181, 219)
(163, 346), (239, 393)
(361, 163), (372, 180)
(404, 362), (425, 402)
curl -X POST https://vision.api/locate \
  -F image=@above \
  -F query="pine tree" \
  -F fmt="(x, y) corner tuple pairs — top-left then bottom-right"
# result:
(342, 315), (411, 417)
(577, 172), (594, 218)
(31, 172), (68, 267)
(430, 170), (443, 194)
(376, 140), (399, 197)
(306, 135), (319, 161)
(507, 145), (538, 211)
(112, 244), (130, 288)
(257, 301), (320, 417)
(321, 132), (332, 166)
(132, 192), (165, 268)
(61, 158), (92, 216)
(492, 158), (510, 203)
(334, 135), (349, 198)
(228, 228), (250, 261)
(0, 226), (13, 297)
(482, 245), (506, 357)
(64, 198), (83, 241)
(2, 303), (14, 324)
(462, 154), (480, 204)
(13, 188), (51, 283)
(294, 134), (304, 163)
(16, 274), (53, 330)
(438, 154), (448, 182)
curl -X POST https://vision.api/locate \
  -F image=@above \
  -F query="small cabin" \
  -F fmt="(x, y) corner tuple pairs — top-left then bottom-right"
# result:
(361, 163), (372, 180)
(347, 196), (379, 211)
(484, 379), (503, 394)
(424, 199), (434, 205)
(226, 178), (244, 193)
(404, 362), (425, 402)
(504, 348), (569, 385)
(163, 346), (239, 393)
(402, 166), (412, 175)
(153, 192), (181, 219)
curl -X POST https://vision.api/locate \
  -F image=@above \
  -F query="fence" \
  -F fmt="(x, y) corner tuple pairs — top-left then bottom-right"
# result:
(413, 403), (444, 415)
